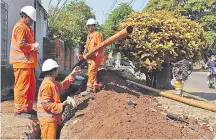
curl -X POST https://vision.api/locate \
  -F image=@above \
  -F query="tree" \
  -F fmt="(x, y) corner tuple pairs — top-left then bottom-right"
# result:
(101, 3), (133, 53)
(48, 1), (95, 48)
(117, 10), (207, 88)
(144, 0), (216, 56)
(102, 3), (134, 38)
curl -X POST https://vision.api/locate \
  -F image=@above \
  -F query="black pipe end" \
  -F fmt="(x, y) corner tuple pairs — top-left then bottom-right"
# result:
(126, 26), (133, 34)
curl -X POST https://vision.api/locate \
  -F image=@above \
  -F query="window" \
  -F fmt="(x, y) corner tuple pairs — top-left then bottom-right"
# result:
(1, 0), (8, 66)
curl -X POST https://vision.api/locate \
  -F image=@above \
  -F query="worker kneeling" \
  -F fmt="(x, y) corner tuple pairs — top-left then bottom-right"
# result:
(37, 59), (80, 139)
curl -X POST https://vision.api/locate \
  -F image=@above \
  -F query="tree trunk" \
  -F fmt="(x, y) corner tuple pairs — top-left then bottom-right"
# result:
(144, 71), (156, 88)
(155, 63), (173, 89)
(143, 63), (172, 89)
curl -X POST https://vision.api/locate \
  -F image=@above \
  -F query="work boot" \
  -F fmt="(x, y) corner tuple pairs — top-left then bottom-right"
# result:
(94, 82), (103, 93)
(14, 112), (32, 118)
(14, 109), (37, 118)
(80, 90), (93, 96)
(27, 109), (37, 116)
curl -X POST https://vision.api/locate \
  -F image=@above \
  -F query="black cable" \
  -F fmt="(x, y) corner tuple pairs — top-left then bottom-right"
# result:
(51, 0), (72, 26)
(51, 0), (63, 18)
(48, 0), (53, 8)
(105, 0), (117, 15)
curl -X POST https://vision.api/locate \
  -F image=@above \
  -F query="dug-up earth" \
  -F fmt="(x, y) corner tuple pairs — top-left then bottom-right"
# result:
(1, 68), (216, 139)
(60, 69), (215, 139)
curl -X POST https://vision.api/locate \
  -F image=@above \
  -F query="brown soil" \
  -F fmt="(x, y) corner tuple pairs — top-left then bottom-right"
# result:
(60, 70), (214, 139)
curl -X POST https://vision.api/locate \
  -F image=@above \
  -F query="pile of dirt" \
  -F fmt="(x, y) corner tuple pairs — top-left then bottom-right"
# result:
(60, 70), (214, 139)
(104, 68), (216, 135)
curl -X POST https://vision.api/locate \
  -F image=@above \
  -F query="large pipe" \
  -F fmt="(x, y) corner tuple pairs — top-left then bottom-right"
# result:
(126, 80), (216, 112)
(72, 26), (133, 70)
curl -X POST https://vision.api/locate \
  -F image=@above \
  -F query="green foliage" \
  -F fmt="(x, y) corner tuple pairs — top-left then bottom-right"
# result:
(48, 1), (95, 48)
(101, 3), (133, 54)
(117, 11), (207, 70)
(144, 0), (181, 11)
(102, 3), (134, 38)
(144, 0), (216, 47)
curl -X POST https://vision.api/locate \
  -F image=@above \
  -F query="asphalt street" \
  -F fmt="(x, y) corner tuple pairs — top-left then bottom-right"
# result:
(183, 72), (216, 100)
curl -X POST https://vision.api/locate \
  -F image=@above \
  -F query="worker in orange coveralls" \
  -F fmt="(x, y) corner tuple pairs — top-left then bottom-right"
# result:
(37, 59), (80, 139)
(80, 18), (104, 96)
(10, 6), (39, 116)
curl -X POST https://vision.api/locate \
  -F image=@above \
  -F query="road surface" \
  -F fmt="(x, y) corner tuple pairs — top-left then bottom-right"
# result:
(183, 72), (216, 100)
(116, 66), (216, 100)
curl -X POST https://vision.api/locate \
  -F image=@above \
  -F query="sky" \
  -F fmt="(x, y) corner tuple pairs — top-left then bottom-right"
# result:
(41, 0), (149, 24)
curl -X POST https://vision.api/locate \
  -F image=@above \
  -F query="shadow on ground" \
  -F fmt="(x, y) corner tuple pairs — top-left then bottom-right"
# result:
(191, 92), (216, 101)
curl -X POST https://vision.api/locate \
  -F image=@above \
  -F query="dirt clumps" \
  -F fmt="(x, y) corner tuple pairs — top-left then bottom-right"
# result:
(60, 70), (214, 139)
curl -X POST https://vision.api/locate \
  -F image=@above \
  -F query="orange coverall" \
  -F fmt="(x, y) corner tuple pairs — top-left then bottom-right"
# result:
(85, 31), (104, 91)
(10, 19), (38, 114)
(37, 75), (75, 139)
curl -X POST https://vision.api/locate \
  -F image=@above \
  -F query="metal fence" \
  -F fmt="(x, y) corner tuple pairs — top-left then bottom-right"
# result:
(1, 0), (8, 66)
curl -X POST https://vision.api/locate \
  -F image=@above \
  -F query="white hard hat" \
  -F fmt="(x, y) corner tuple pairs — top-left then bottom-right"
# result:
(42, 59), (59, 72)
(86, 18), (97, 25)
(21, 6), (36, 21)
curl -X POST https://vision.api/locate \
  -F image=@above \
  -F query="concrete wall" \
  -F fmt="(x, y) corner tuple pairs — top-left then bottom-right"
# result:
(35, 1), (48, 78)
(58, 43), (79, 71)
(43, 38), (56, 61)
(58, 40), (66, 71)
(42, 38), (78, 71)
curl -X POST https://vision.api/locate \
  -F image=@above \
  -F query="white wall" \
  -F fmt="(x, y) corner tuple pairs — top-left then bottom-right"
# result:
(35, 1), (48, 78)
(43, 19), (48, 37)
(35, 2), (45, 61)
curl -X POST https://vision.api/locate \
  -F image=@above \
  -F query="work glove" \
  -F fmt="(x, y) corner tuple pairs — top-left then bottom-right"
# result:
(65, 66), (81, 82)
(32, 42), (40, 52)
(70, 66), (81, 77)
(63, 96), (77, 108)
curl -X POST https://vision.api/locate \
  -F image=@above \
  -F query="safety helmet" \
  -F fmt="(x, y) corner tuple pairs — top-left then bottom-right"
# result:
(86, 18), (97, 25)
(21, 6), (36, 21)
(42, 59), (59, 72)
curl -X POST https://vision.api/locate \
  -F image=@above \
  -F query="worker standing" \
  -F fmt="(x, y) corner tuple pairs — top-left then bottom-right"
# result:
(37, 59), (80, 139)
(80, 18), (104, 96)
(10, 6), (39, 116)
